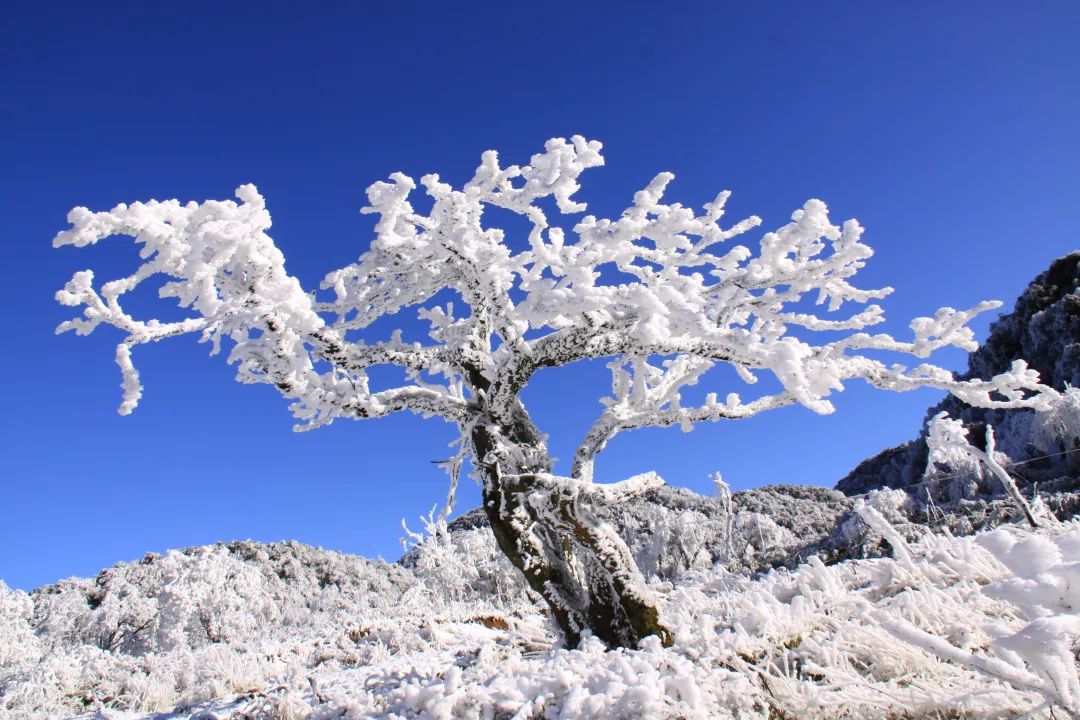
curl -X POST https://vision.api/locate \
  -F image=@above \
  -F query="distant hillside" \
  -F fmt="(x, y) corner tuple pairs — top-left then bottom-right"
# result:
(838, 252), (1080, 496)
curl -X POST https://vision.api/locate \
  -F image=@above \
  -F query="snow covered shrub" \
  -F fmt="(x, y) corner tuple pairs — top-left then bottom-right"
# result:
(632, 505), (719, 578)
(611, 487), (806, 579)
(401, 513), (529, 608)
(0, 541), (428, 717)
(1034, 386), (1080, 454)
(923, 412), (1043, 527)
(731, 511), (797, 562)
(30, 547), (281, 656)
(835, 488), (920, 563)
(926, 410), (988, 501)
(0, 581), (41, 668)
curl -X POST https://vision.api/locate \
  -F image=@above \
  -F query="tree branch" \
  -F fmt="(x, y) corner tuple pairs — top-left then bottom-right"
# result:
(54, 186), (470, 427)
(571, 389), (796, 482)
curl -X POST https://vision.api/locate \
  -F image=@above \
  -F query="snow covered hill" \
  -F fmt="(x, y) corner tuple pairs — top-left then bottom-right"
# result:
(5, 490), (1080, 719)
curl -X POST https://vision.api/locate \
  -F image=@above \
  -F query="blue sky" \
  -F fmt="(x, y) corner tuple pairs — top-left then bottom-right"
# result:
(3, 2), (1079, 591)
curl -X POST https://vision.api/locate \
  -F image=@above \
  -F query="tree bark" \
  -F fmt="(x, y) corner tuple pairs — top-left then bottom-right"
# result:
(470, 423), (672, 649)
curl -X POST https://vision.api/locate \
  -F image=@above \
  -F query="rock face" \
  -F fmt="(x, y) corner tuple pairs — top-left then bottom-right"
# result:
(837, 252), (1080, 496)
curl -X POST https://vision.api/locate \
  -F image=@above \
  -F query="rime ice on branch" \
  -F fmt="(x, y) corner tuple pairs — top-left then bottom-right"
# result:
(55, 136), (1057, 648)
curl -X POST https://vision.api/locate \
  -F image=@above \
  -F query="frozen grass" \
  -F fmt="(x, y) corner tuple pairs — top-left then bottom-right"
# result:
(4, 499), (1080, 719)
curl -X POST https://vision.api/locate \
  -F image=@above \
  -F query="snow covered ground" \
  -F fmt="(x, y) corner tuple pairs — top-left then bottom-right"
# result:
(4, 492), (1080, 719)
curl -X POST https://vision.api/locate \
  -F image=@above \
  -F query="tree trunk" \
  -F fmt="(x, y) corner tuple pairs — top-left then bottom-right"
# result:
(470, 423), (672, 649)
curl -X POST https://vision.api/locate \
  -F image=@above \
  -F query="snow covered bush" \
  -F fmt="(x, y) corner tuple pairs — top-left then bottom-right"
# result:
(925, 410), (989, 501)
(634, 506), (719, 578)
(0, 582), (41, 669)
(400, 513), (529, 608)
(925, 412), (1043, 527)
(54, 136), (1058, 647)
(1034, 386), (1080, 454)
(1, 542), (441, 717)
(632, 502), (799, 577)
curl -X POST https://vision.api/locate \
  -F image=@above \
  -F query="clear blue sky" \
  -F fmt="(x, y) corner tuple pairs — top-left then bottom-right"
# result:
(3, 2), (1078, 591)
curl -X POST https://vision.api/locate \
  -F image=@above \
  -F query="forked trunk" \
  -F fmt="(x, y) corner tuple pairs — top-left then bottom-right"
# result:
(471, 425), (672, 649)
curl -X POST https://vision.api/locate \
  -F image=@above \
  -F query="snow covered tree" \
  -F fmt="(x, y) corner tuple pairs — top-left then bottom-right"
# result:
(54, 136), (1057, 649)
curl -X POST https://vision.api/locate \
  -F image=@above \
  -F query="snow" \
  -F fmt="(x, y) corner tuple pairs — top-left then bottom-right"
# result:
(5, 511), (1080, 719)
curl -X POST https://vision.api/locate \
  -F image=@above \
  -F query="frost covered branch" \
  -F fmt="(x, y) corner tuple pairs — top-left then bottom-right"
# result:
(54, 185), (469, 428)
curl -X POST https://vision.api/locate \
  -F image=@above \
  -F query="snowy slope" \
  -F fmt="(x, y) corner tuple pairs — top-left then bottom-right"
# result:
(4, 494), (1080, 719)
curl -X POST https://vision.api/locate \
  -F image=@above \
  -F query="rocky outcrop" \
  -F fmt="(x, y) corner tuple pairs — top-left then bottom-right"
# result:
(837, 252), (1080, 496)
